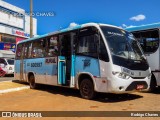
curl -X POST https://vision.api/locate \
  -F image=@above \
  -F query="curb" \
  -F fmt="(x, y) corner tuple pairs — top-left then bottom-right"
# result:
(0, 86), (30, 94)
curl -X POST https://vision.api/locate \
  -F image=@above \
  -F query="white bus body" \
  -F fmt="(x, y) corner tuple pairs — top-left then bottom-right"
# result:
(126, 23), (160, 91)
(15, 23), (151, 99)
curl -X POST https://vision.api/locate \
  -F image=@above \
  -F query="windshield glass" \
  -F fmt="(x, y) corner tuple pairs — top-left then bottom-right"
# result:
(7, 59), (14, 65)
(101, 26), (149, 70)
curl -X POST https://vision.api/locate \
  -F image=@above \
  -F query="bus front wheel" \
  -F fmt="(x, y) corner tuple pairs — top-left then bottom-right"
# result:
(29, 74), (36, 89)
(79, 79), (96, 100)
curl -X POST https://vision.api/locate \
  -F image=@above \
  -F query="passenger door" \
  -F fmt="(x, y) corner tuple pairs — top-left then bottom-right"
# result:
(58, 34), (71, 85)
(58, 31), (77, 87)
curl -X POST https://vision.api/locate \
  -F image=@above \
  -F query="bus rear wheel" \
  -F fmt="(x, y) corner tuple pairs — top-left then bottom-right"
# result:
(29, 74), (36, 89)
(149, 75), (157, 92)
(79, 79), (96, 100)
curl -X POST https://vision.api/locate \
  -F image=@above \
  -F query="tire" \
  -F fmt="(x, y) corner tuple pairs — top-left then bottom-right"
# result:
(149, 75), (157, 92)
(29, 74), (36, 89)
(79, 79), (96, 100)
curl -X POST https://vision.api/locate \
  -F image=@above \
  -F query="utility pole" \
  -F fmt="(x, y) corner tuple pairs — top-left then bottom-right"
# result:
(30, 0), (33, 38)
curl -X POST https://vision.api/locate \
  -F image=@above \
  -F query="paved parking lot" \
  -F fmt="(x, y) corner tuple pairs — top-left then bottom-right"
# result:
(0, 80), (160, 120)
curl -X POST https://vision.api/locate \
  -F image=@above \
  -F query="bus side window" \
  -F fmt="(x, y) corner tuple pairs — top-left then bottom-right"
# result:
(32, 39), (46, 58)
(133, 30), (159, 53)
(23, 44), (28, 59)
(23, 42), (32, 59)
(27, 42), (32, 58)
(76, 27), (99, 58)
(46, 36), (58, 57)
(76, 34), (98, 58)
(16, 44), (23, 60)
(99, 39), (109, 62)
(60, 34), (71, 57)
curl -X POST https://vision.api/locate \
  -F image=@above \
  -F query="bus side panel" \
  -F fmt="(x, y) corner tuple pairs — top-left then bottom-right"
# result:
(75, 56), (100, 77)
(45, 57), (58, 85)
(14, 60), (21, 80)
(26, 58), (46, 84)
(75, 56), (100, 91)
(25, 57), (58, 85)
(96, 60), (112, 92)
(146, 47), (159, 71)
(146, 47), (160, 85)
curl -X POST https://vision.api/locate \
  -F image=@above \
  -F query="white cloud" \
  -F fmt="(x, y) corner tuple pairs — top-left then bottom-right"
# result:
(130, 14), (146, 21)
(68, 22), (79, 28)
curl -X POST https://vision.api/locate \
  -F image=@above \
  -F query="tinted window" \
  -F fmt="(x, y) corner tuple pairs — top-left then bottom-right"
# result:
(46, 36), (58, 57)
(32, 39), (46, 58)
(132, 29), (159, 53)
(59, 34), (71, 56)
(16, 44), (23, 59)
(99, 39), (109, 62)
(27, 42), (32, 58)
(76, 34), (98, 58)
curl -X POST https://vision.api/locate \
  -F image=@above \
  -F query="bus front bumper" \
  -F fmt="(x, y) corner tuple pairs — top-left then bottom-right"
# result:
(107, 76), (150, 93)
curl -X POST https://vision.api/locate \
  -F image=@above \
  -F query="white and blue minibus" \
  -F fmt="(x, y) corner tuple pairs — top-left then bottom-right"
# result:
(126, 23), (160, 91)
(15, 23), (151, 99)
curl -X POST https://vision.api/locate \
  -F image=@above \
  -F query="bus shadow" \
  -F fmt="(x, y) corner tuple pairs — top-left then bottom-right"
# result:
(36, 84), (81, 97)
(12, 80), (29, 85)
(35, 84), (143, 103)
(141, 87), (160, 95)
(95, 93), (143, 103)
(12, 81), (143, 102)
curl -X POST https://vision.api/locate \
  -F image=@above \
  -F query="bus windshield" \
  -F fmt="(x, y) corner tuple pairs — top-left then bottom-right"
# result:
(101, 26), (149, 70)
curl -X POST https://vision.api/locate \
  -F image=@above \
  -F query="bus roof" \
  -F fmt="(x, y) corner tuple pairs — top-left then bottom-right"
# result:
(18, 22), (121, 44)
(125, 22), (160, 32)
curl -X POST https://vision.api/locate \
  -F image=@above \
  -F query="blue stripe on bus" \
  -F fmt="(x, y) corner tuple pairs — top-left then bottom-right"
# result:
(18, 34), (49, 44)
(125, 22), (160, 32)
(15, 58), (57, 75)
(60, 25), (82, 33)
(58, 56), (66, 84)
(71, 55), (75, 77)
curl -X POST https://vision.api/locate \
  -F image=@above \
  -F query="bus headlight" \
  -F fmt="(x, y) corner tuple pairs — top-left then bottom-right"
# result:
(112, 71), (130, 79)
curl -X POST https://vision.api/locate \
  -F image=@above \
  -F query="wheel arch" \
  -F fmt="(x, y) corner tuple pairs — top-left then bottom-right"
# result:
(27, 72), (35, 82)
(77, 73), (95, 90)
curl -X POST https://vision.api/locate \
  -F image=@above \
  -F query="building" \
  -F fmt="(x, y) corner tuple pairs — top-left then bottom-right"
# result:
(0, 0), (37, 52)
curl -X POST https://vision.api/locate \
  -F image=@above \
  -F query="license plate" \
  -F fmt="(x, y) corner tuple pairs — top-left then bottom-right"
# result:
(137, 85), (144, 90)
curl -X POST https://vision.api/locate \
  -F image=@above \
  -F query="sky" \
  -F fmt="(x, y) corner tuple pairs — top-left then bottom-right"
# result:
(4, 0), (160, 35)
